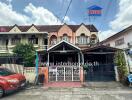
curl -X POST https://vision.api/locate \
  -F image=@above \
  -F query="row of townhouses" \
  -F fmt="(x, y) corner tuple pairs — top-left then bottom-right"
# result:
(0, 23), (118, 82)
(0, 23), (98, 54)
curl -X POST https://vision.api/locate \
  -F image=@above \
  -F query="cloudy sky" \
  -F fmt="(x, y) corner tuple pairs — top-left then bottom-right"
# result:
(0, 0), (132, 41)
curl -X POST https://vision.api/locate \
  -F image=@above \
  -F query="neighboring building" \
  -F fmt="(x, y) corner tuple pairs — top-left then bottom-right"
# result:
(101, 25), (132, 72)
(0, 23), (98, 54)
(0, 23), (117, 82)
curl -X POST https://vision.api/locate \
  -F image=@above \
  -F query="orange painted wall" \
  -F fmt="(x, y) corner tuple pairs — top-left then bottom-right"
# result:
(43, 67), (49, 84)
(48, 25), (75, 44)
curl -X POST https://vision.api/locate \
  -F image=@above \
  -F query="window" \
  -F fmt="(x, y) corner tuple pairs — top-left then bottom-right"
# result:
(105, 43), (110, 46)
(43, 38), (48, 45)
(50, 35), (57, 45)
(62, 34), (69, 42)
(115, 38), (124, 46)
(11, 35), (21, 45)
(0, 68), (15, 76)
(90, 34), (97, 44)
(0, 38), (6, 45)
(78, 34), (87, 45)
(28, 35), (38, 44)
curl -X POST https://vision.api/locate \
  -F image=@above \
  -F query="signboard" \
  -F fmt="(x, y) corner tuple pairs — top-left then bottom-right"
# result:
(128, 74), (132, 83)
(88, 5), (102, 16)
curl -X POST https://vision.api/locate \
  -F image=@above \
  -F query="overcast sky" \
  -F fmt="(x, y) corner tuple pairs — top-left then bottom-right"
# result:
(0, 0), (132, 41)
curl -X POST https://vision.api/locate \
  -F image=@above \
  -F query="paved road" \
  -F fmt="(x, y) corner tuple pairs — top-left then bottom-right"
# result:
(1, 87), (132, 100)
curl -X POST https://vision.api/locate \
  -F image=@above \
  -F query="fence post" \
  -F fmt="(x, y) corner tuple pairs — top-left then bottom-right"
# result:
(43, 67), (49, 84)
(80, 67), (84, 83)
(114, 66), (119, 81)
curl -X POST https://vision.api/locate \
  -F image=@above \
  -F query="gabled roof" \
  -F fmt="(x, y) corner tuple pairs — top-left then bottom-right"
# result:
(101, 25), (132, 43)
(9, 24), (21, 32)
(0, 24), (98, 32)
(27, 24), (39, 32)
(47, 40), (81, 52)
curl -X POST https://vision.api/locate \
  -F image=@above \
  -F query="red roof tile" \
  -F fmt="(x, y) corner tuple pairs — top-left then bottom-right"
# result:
(0, 24), (98, 32)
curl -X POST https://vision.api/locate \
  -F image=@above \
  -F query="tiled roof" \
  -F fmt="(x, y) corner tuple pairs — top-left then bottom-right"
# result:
(0, 24), (98, 32)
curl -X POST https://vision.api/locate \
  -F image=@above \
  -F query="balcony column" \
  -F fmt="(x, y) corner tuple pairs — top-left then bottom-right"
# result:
(8, 38), (12, 46)
(39, 35), (43, 46)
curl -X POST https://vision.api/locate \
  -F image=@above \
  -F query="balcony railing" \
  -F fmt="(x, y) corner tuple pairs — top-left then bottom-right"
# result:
(39, 45), (47, 50)
(0, 46), (7, 50)
(0, 45), (48, 52)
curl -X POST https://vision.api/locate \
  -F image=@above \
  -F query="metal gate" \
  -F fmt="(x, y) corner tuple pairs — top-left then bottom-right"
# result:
(85, 64), (115, 81)
(49, 66), (80, 82)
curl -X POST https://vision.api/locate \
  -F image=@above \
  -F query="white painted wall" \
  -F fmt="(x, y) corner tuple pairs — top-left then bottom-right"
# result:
(103, 29), (132, 72)
(103, 30), (132, 49)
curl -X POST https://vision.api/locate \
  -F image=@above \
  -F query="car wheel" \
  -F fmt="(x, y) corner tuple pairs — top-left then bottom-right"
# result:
(0, 87), (4, 98)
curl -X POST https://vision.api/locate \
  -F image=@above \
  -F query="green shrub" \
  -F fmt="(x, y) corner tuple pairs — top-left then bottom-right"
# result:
(13, 43), (36, 67)
(114, 50), (128, 82)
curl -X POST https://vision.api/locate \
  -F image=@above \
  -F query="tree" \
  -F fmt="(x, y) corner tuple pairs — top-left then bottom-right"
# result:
(13, 43), (36, 67)
(114, 50), (128, 82)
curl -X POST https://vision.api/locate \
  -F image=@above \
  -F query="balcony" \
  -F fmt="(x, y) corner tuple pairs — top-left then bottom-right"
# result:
(0, 46), (8, 53)
(37, 45), (48, 51)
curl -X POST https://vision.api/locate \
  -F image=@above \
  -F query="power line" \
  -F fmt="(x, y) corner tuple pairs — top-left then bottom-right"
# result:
(61, 0), (73, 23)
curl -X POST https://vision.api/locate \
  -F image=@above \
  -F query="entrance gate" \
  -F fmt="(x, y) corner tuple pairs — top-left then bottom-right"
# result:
(49, 66), (80, 82)
(85, 64), (115, 81)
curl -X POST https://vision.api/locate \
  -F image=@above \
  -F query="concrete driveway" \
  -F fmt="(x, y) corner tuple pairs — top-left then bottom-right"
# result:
(1, 86), (132, 100)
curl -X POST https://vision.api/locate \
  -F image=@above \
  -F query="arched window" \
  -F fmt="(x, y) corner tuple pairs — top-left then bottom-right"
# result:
(28, 35), (38, 44)
(62, 34), (69, 42)
(50, 35), (57, 45)
(91, 34), (97, 44)
(11, 35), (21, 45)
(78, 33), (87, 44)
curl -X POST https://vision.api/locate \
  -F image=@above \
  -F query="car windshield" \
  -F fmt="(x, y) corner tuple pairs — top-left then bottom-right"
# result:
(0, 68), (15, 76)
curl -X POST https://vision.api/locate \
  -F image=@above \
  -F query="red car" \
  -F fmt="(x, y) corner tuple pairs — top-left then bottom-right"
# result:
(0, 68), (26, 97)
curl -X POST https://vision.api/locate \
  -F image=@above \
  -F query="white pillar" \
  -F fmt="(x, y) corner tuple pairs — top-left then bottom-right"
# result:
(72, 67), (73, 81)
(123, 51), (130, 73)
(64, 67), (65, 81)
(114, 66), (119, 81)
(81, 52), (84, 65)
(56, 67), (58, 81)
(8, 38), (12, 46)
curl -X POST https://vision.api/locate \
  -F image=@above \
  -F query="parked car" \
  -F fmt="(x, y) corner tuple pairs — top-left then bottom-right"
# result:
(0, 68), (26, 97)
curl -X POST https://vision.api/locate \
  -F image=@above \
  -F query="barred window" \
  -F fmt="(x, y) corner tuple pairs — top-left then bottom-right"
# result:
(62, 34), (70, 42)
(78, 34), (87, 45)
(11, 36), (21, 45)
(28, 35), (38, 44)
(50, 35), (57, 45)
(115, 38), (124, 46)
